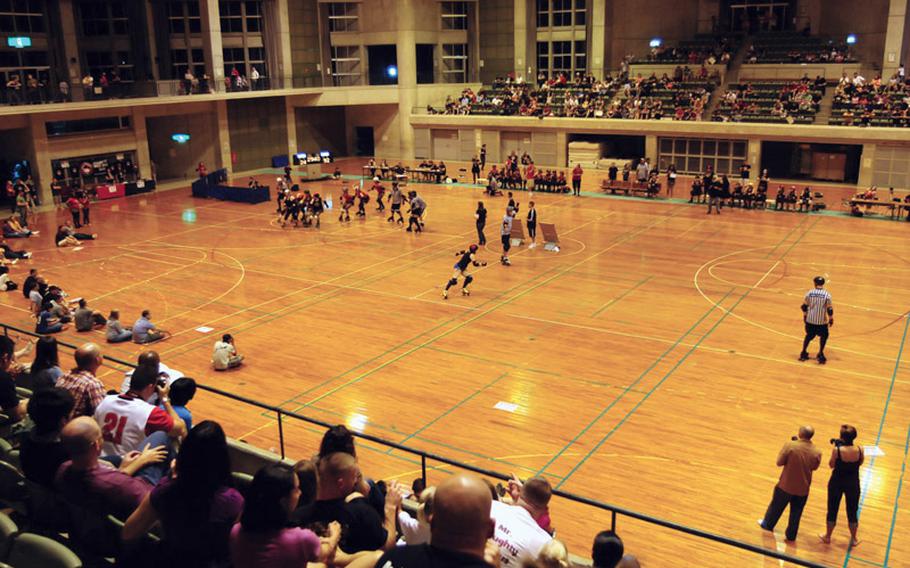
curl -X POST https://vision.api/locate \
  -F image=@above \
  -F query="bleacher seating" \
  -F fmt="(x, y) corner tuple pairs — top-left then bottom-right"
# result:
(829, 75), (910, 127)
(713, 79), (824, 124)
(745, 32), (856, 64)
(438, 73), (717, 121)
(636, 34), (736, 66)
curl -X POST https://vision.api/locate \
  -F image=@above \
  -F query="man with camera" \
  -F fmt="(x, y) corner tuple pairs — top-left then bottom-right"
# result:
(93, 365), (187, 457)
(758, 425), (823, 541)
(800, 276), (834, 364)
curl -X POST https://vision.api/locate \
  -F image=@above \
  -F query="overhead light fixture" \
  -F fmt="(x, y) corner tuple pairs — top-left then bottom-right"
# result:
(171, 133), (191, 144)
(649, 38), (662, 48)
(386, 65), (398, 78)
(846, 34), (857, 45)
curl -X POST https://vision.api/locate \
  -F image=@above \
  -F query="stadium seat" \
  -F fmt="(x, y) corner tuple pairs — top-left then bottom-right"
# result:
(0, 461), (26, 515)
(7, 533), (82, 568)
(0, 511), (19, 560)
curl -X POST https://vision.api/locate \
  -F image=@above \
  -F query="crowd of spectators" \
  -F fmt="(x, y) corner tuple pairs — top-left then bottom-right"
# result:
(638, 35), (735, 66)
(0, 343), (641, 568)
(744, 33), (856, 64)
(713, 76), (825, 124)
(435, 70), (716, 122)
(830, 69), (910, 127)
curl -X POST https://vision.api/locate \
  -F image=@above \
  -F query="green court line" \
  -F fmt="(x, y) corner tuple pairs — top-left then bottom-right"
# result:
(393, 371), (511, 447)
(533, 286), (735, 478)
(591, 275), (654, 317)
(846, 314), (910, 568)
(539, 214), (813, 481)
(278, 209), (685, 415)
(849, 556), (885, 568)
(415, 344), (651, 395)
(882, 423), (910, 568)
(281, 400), (562, 478)
(556, 285), (753, 489)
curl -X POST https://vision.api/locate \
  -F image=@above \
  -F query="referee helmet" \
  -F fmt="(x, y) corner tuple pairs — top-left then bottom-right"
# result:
(813, 276), (825, 286)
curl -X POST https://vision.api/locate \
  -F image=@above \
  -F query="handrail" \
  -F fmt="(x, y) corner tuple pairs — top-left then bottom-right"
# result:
(1, 322), (828, 568)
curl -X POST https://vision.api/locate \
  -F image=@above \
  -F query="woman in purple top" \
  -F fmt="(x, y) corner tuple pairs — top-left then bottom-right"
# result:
(123, 421), (243, 568)
(231, 464), (340, 568)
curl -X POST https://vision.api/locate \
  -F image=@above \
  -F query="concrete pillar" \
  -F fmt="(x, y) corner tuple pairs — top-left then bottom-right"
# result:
(590, 0), (606, 79)
(285, 99), (298, 158)
(645, 135), (658, 165)
(58, 0), (83, 101)
(748, 138), (762, 174)
(514, 0), (529, 79)
(28, 116), (52, 206)
(200, 0), (226, 91)
(396, 0), (417, 160)
(145, 2), (161, 81)
(859, 144), (876, 187)
(883, 0), (909, 78)
(132, 108), (153, 180)
(271, 0), (294, 89)
(214, 100), (233, 173)
(555, 131), (567, 167)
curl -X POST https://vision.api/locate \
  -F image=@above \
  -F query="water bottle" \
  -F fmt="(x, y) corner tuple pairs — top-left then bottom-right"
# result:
(326, 196), (333, 209)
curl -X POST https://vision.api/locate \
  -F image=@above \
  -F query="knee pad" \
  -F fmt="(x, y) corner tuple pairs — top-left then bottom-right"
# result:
(447, 278), (458, 287)
(464, 275), (474, 286)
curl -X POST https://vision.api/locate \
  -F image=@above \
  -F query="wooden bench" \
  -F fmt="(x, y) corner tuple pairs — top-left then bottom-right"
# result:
(847, 198), (898, 218)
(601, 180), (659, 198)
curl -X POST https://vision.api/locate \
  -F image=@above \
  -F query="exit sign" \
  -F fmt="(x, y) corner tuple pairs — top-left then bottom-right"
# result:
(7, 37), (31, 48)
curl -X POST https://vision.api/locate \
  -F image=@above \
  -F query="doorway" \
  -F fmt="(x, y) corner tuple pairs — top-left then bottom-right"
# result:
(355, 127), (375, 156)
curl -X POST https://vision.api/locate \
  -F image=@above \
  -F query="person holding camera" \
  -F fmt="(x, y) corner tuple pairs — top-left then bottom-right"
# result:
(819, 425), (864, 547)
(758, 425), (823, 541)
(800, 276), (834, 364)
(93, 365), (188, 457)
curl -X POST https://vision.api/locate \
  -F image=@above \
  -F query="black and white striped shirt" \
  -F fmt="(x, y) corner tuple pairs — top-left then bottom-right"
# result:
(804, 288), (832, 325)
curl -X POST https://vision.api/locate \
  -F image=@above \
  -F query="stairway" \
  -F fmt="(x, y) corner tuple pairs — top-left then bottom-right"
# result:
(705, 35), (752, 120)
(814, 87), (835, 124)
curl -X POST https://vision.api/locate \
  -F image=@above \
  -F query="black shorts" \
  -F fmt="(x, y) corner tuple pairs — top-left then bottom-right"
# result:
(391, 203), (401, 211)
(501, 234), (511, 251)
(804, 322), (829, 340)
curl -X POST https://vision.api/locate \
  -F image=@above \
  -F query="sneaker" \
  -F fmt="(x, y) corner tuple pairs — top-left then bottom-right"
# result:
(799, 351), (809, 361)
(23, 252), (31, 258)
(462, 288), (470, 296)
(817, 354), (827, 365)
(757, 519), (771, 531)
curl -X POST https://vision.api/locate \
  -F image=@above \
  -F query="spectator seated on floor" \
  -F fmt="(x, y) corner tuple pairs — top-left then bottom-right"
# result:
(2, 215), (37, 238)
(74, 298), (107, 332)
(105, 309), (132, 343)
(35, 305), (67, 334)
(132, 309), (171, 344)
(0, 238), (31, 260)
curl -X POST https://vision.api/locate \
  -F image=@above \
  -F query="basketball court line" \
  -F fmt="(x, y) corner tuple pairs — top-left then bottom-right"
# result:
(237, 209), (685, 442)
(278, 208), (687, 418)
(536, 215), (815, 480)
(845, 316), (910, 568)
(880, 423), (910, 568)
(555, 225), (822, 490)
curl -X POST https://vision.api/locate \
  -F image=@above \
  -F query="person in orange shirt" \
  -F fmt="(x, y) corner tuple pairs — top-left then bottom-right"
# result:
(758, 425), (823, 541)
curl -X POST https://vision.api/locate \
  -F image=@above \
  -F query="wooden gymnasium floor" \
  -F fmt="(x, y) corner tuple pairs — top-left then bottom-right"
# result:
(2, 161), (909, 567)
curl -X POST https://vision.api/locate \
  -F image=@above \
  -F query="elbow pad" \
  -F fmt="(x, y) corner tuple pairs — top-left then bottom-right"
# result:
(827, 308), (834, 316)
(801, 304), (808, 313)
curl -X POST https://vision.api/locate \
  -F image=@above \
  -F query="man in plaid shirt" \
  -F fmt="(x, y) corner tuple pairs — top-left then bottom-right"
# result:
(57, 343), (105, 420)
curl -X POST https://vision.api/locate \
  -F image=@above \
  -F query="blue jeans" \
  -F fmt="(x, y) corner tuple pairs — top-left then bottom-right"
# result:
(107, 329), (132, 343)
(101, 431), (175, 487)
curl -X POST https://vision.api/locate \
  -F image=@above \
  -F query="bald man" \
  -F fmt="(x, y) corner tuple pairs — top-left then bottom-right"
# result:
(374, 474), (495, 567)
(491, 476), (553, 566)
(55, 417), (169, 520)
(758, 425), (823, 541)
(56, 342), (106, 419)
(306, 452), (401, 553)
(119, 350), (184, 403)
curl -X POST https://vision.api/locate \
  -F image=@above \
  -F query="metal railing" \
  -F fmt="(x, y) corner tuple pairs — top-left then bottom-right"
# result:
(0, 321), (828, 568)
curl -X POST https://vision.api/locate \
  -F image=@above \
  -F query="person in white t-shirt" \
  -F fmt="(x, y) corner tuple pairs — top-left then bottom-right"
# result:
(120, 351), (183, 402)
(212, 334), (244, 371)
(490, 476), (553, 566)
(94, 365), (186, 456)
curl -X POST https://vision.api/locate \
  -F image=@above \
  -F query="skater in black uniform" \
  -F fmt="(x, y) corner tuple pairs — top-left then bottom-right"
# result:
(444, 244), (487, 299)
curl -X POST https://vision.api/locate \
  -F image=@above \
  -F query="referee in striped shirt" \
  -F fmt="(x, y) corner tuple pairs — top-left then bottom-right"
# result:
(800, 276), (834, 364)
